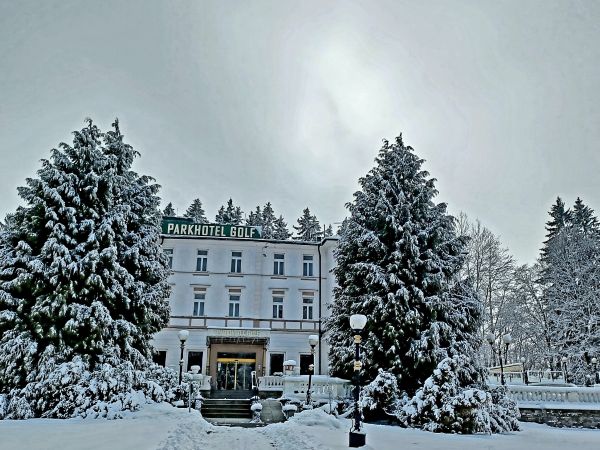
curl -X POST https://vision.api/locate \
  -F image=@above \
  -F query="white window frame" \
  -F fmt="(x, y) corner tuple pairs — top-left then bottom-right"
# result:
(231, 251), (242, 273)
(302, 291), (314, 320)
(272, 290), (285, 319)
(303, 254), (314, 277)
(196, 250), (208, 272)
(228, 288), (241, 317)
(273, 253), (285, 276)
(193, 287), (206, 316)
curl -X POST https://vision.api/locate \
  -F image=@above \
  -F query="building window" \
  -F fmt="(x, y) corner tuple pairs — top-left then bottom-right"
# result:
(152, 350), (167, 367)
(273, 253), (285, 275)
(187, 351), (203, 372)
(303, 255), (314, 277)
(272, 294), (284, 319)
(228, 289), (241, 317)
(196, 250), (208, 272)
(270, 353), (284, 375)
(193, 287), (205, 316)
(164, 248), (173, 269)
(231, 251), (242, 273)
(302, 292), (314, 320)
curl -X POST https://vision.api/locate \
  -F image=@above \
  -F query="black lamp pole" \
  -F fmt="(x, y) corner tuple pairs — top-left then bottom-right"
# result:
(349, 314), (367, 448)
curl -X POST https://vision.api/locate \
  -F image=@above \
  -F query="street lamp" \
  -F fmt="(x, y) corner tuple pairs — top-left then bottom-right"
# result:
(562, 356), (568, 383)
(178, 329), (189, 384)
(486, 332), (512, 385)
(306, 334), (319, 407)
(592, 357), (599, 384)
(349, 314), (367, 448)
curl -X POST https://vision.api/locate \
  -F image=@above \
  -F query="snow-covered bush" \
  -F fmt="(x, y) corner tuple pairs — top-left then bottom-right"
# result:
(487, 385), (520, 433)
(396, 356), (519, 434)
(0, 351), (179, 419)
(145, 364), (178, 401)
(360, 369), (399, 420)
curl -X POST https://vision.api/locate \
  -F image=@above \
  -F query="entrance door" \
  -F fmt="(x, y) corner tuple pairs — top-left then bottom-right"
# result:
(216, 352), (256, 390)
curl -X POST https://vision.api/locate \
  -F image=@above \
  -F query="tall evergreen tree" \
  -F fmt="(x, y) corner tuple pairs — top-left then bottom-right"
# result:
(215, 198), (243, 225)
(541, 197), (571, 260)
(246, 206), (264, 227)
(262, 202), (276, 239)
(163, 202), (175, 216)
(541, 197), (600, 382)
(572, 197), (599, 234)
(273, 215), (292, 240)
(325, 135), (474, 394)
(184, 198), (208, 223)
(293, 208), (321, 241)
(0, 119), (171, 418)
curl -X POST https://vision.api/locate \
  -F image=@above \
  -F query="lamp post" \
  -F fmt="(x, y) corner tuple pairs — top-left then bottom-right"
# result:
(592, 357), (599, 384)
(562, 356), (568, 384)
(349, 314), (367, 448)
(486, 332), (512, 385)
(306, 334), (319, 407)
(178, 329), (189, 385)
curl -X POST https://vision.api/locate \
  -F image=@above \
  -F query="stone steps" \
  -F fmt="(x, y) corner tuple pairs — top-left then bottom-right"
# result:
(201, 399), (252, 419)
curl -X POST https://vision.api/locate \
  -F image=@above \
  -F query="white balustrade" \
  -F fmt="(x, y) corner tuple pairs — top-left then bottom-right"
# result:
(506, 385), (600, 409)
(257, 375), (351, 400)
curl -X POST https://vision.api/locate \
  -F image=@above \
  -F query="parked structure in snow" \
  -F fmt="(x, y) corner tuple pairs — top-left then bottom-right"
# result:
(151, 217), (337, 394)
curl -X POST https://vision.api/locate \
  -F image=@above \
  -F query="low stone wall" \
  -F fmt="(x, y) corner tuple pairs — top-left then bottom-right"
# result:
(519, 407), (600, 428)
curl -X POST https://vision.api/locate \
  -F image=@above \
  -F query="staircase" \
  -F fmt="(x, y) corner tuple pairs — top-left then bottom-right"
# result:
(201, 398), (252, 420)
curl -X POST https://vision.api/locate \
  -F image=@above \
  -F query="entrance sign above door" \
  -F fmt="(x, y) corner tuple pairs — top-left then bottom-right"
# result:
(207, 328), (270, 338)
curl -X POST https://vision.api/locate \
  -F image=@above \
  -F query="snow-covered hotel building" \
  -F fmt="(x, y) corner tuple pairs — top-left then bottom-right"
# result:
(151, 218), (337, 392)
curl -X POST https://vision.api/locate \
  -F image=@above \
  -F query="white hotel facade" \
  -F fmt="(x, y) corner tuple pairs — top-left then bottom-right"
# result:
(151, 218), (337, 392)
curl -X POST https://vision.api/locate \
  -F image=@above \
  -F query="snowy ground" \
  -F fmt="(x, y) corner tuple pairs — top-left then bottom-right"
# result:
(1, 403), (599, 450)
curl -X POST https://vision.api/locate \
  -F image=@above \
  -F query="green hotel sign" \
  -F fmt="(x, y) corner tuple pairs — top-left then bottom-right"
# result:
(161, 219), (262, 239)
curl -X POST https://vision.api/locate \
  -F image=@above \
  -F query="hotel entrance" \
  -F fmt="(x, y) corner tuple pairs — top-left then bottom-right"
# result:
(207, 336), (268, 393)
(216, 352), (256, 390)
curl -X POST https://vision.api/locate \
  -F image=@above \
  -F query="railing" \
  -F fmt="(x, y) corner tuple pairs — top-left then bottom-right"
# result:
(183, 374), (213, 391)
(488, 370), (567, 385)
(257, 375), (352, 400)
(258, 375), (285, 391)
(506, 385), (600, 408)
(169, 315), (319, 331)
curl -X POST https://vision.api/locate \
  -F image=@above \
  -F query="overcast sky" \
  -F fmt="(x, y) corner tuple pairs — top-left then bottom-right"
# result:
(1, 0), (599, 263)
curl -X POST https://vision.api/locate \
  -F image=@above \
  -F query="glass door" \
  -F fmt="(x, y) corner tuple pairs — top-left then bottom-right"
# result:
(216, 353), (256, 390)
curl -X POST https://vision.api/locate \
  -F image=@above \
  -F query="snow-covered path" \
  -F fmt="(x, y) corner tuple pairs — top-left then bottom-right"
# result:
(1, 403), (599, 450)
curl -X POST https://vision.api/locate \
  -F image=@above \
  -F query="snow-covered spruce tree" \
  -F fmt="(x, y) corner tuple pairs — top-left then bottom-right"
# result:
(184, 198), (208, 223)
(326, 135), (467, 390)
(262, 202), (277, 239)
(0, 119), (173, 419)
(323, 224), (334, 237)
(325, 135), (518, 433)
(163, 202), (176, 216)
(215, 198), (243, 225)
(293, 208), (321, 241)
(273, 215), (292, 240)
(246, 206), (264, 227)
